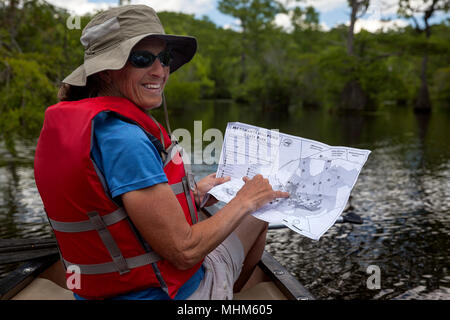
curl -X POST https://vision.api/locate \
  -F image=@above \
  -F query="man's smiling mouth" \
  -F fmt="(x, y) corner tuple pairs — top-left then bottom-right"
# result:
(143, 83), (161, 89)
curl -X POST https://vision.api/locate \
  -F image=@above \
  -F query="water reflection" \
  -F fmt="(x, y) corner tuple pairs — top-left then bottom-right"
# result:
(0, 103), (449, 299)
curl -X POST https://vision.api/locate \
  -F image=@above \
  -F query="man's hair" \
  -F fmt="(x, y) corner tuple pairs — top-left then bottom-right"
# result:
(57, 74), (102, 101)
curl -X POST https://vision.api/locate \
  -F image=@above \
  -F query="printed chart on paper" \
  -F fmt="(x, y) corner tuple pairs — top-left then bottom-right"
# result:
(207, 122), (371, 240)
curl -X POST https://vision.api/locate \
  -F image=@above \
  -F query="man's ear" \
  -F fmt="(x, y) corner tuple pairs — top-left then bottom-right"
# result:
(98, 71), (112, 84)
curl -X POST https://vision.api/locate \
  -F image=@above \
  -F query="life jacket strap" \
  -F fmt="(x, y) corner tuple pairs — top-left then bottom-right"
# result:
(49, 208), (163, 275)
(87, 211), (130, 275)
(182, 177), (198, 224)
(169, 180), (197, 224)
(164, 143), (198, 224)
(163, 141), (179, 168)
(63, 251), (161, 275)
(170, 181), (184, 195)
(48, 207), (127, 233)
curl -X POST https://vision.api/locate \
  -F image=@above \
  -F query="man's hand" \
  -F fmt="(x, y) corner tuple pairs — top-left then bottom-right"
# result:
(194, 173), (230, 207)
(235, 175), (290, 213)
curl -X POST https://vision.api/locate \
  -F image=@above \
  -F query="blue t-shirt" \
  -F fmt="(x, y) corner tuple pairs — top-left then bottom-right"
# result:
(75, 111), (204, 300)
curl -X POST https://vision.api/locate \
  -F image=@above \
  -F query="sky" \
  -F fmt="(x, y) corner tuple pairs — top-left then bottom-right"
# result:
(46, 0), (449, 33)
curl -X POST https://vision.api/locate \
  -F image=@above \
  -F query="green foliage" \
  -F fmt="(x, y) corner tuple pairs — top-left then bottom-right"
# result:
(164, 52), (214, 106)
(291, 6), (320, 31)
(316, 46), (355, 108)
(0, 55), (55, 149)
(218, 0), (285, 32)
(432, 67), (450, 105)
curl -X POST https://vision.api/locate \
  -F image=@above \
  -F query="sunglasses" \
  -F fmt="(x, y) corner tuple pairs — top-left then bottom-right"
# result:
(128, 50), (173, 68)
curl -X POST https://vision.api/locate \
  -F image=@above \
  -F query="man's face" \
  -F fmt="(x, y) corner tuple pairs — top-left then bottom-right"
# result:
(109, 37), (170, 110)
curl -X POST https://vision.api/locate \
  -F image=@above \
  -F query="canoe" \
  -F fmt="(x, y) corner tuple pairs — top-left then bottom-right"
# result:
(0, 206), (315, 300)
(0, 249), (314, 300)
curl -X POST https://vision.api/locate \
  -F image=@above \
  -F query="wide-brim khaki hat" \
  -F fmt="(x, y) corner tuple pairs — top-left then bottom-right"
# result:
(63, 5), (197, 87)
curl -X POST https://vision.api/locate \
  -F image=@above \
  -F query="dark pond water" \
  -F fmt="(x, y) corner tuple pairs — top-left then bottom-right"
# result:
(1, 101), (449, 299)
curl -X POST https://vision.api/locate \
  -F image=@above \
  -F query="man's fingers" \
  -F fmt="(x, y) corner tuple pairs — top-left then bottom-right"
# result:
(215, 176), (231, 185)
(242, 176), (250, 182)
(275, 191), (290, 198)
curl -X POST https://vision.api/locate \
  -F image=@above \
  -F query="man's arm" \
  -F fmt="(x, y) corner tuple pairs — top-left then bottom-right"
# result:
(122, 175), (289, 270)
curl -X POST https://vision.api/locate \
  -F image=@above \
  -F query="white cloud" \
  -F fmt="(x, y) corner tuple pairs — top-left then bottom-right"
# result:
(45, 0), (444, 32)
(274, 12), (293, 32)
(132, 0), (214, 15)
(47, 0), (112, 15)
(320, 22), (331, 32)
(342, 0), (439, 20)
(302, 0), (401, 18)
(303, 0), (347, 13)
(351, 18), (409, 33)
(46, 0), (215, 16)
(273, 10), (331, 32)
(223, 18), (242, 32)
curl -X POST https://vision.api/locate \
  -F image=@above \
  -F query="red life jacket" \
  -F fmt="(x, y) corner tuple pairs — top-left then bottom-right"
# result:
(34, 96), (202, 299)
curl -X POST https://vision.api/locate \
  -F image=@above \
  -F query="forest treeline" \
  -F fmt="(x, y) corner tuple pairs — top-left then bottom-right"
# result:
(0, 0), (449, 151)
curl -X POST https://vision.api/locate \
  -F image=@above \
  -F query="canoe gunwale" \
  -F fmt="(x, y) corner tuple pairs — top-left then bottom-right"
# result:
(258, 251), (314, 300)
(0, 254), (59, 300)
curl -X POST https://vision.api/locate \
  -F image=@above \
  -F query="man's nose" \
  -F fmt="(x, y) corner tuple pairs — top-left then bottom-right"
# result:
(147, 58), (166, 77)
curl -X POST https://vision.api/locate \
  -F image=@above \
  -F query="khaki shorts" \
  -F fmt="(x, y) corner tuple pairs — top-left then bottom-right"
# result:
(187, 232), (244, 300)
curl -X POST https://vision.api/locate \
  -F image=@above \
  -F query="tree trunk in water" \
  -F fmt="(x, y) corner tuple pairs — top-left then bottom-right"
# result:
(340, 79), (368, 110)
(240, 28), (247, 84)
(415, 54), (431, 113)
(239, 52), (246, 84)
(414, 10), (432, 113)
(341, 1), (368, 110)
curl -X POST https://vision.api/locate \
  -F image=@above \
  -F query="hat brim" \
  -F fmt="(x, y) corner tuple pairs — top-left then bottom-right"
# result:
(63, 33), (197, 87)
